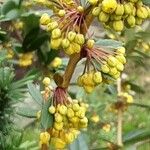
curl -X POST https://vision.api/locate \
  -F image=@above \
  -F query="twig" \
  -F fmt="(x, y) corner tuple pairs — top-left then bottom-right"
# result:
(117, 78), (123, 147)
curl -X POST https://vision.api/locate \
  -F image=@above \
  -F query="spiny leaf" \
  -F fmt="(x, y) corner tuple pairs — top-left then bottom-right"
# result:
(17, 107), (38, 118)
(27, 83), (43, 106)
(96, 39), (123, 49)
(123, 129), (150, 144)
(40, 100), (54, 129)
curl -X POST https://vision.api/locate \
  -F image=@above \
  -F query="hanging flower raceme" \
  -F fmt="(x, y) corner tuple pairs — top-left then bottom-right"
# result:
(77, 39), (126, 93)
(90, 0), (150, 31)
(47, 87), (88, 149)
(39, 1), (89, 55)
(39, 77), (89, 149)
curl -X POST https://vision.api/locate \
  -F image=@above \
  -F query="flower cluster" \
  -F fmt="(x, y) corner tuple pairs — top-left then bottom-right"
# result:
(91, 0), (150, 31)
(39, 1), (88, 55)
(118, 92), (133, 103)
(39, 78), (89, 149)
(48, 99), (88, 149)
(77, 39), (126, 93)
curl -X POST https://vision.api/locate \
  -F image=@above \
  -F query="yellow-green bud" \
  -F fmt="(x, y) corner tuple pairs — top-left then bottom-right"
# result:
(115, 4), (124, 16)
(50, 38), (62, 49)
(135, 17), (143, 25)
(101, 64), (110, 73)
(92, 7), (101, 16)
(93, 71), (102, 84)
(77, 6), (84, 12)
(113, 20), (124, 32)
(87, 39), (95, 49)
(107, 56), (117, 67)
(61, 38), (70, 49)
(55, 113), (63, 123)
(102, 0), (117, 14)
(58, 10), (66, 17)
(124, 2), (132, 15)
(43, 77), (50, 86)
(99, 11), (109, 23)
(126, 15), (135, 27)
(116, 54), (126, 64)
(116, 62), (124, 71)
(40, 13), (51, 25)
(74, 34), (85, 45)
(109, 67), (118, 75)
(137, 6), (148, 19)
(49, 105), (55, 114)
(51, 28), (61, 39)
(88, 0), (98, 5)
(47, 21), (58, 31)
(116, 47), (126, 54)
(67, 31), (76, 41)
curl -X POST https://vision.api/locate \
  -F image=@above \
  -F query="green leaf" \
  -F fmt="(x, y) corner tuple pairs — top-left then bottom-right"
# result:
(136, 31), (150, 41)
(123, 129), (150, 145)
(131, 103), (150, 109)
(68, 134), (88, 150)
(22, 28), (49, 52)
(2, 0), (17, 15)
(40, 100), (53, 129)
(27, 83), (43, 106)
(143, 0), (150, 4)
(17, 107), (38, 118)
(21, 13), (40, 34)
(96, 39), (123, 49)
(5, 9), (20, 20)
(133, 50), (150, 59)
(126, 82), (145, 94)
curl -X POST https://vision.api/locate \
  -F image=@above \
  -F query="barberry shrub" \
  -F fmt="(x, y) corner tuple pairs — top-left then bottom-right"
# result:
(0, 0), (150, 150)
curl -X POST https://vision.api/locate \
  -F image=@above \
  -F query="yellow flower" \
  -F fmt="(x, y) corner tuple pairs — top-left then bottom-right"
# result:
(91, 114), (100, 123)
(40, 132), (50, 145)
(102, 0), (117, 14)
(102, 124), (111, 132)
(50, 57), (62, 68)
(42, 77), (51, 86)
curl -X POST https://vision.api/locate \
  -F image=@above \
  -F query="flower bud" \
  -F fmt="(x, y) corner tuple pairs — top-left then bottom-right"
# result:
(107, 56), (117, 67)
(102, 0), (117, 14)
(50, 38), (62, 49)
(99, 11), (109, 23)
(74, 34), (85, 45)
(61, 38), (70, 49)
(92, 7), (101, 16)
(88, 0), (98, 5)
(58, 9), (66, 17)
(116, 47), (126, 54)
(58, 105), (67, 115)
(51, 28), (61, 39)
(54, 122), (63, 130)
(49, 105), (56, 114)
(93, 71), (102, 84)
(124, 2), (132, 15)
(113, 20), (124, 31)
(67, 31), (76, 41)
(55, 113), (63, 123)
(126, 15), (135, 27)
(137, 6), (148, 19)
(47, 21), (58, 31)
(87, 39), (95, 49)
(84, 85), (94, 93)
(40, 132), (50, 145)
(115, 4), (124, 16)
(40, 13), (51, 25)
(101, 64), (110, 73)
(43, 77), (50, 86)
